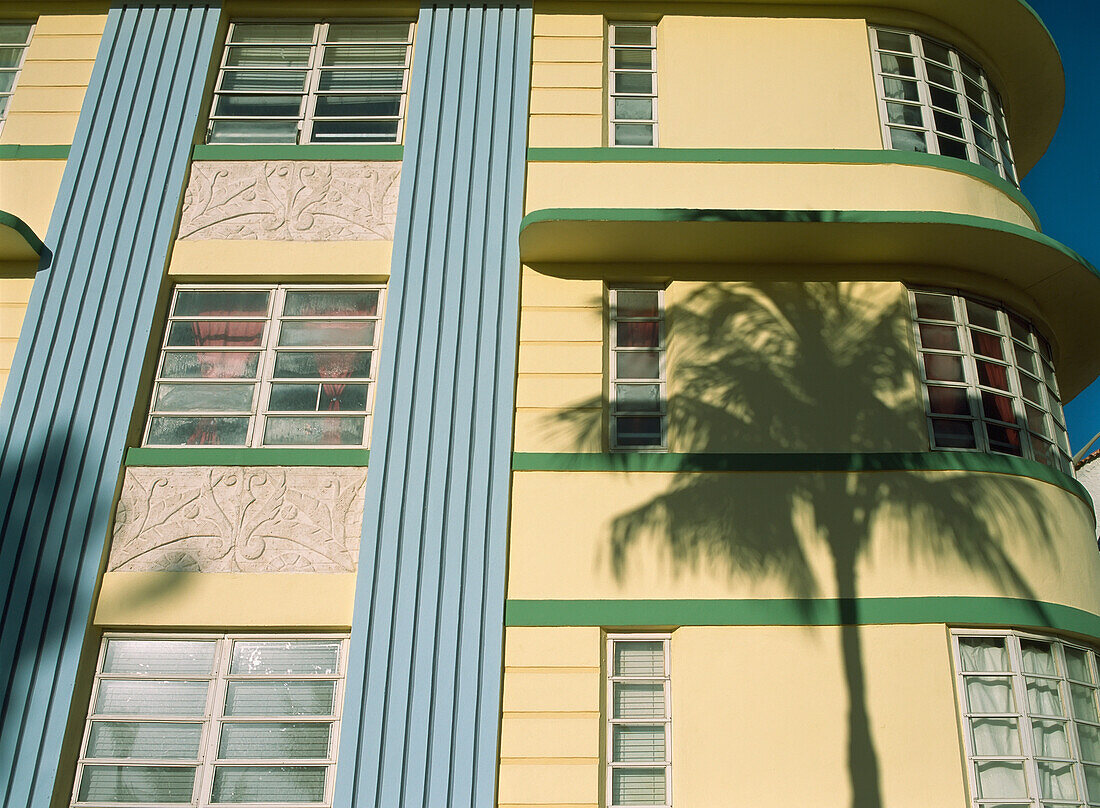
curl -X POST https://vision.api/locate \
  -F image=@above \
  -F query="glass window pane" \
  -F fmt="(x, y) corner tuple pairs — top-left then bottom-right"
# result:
(161, 352), (261, 379)
(1078, 723), (1100, 763)
(612, 725), (665, 763)
(919, 323), (960, 350)
(1032, 720), (1072, 758)
(155, 383), (255, 413)
(986, 424), (1022, 456)
(95, 680), (209, 716)
(218, 723), (331, 760)
(976, 761), (1028, 799)
(923, 353), (964, 382)
(972, 717), (1021, 755)
(0, 72), (16, 94)
(613, 682), (664, 719)
(959, 638), (1010, 671)
(926, 63), (956, 89)
(318, 68), (404, 92)
(0, 24), (32, 45)
(614, 72), (653, 94)
(167, 320), (265, 348)
(981, 392), (1017, 424)
(174, 290), (270, 317)
(966, 676), (1015, 713)
(1066, 648), (1094, 682)
(971, 329), (1004, 360)
(1014, 343), (1039, 375)
(931, 418), (976, 448)
(78, 765), (195, 803)
(1038, 761), (1077, 800)
(211, 766), (326, 803)
(616, 384), (661, 413)
(326, 23), (410, 42)
(87, 722), (203, 759)
(283, 290), (379, 317)
(966, 300), (1000, 330)
(617, 352), (660, 380)
(1085, 765), (1100, 803)
(915, 293), (957, 322)
(615, 417), (662, 446)
(1027, 677), (1065, 716)
(929, 86), (960, 113)
(933, 110), (965, 139)
(1021, 641), (1058, 675)
(1019, 373), (1044, 405)
(938, 136), (968, 159)
(617, 321), (659, 348)
(921, 38), (952, 65)
(611, 768), (665, 805)
(147, 416), (250, 447)
(208, 120), (299, 144)
(314, 94), (402, 118)
(928, 386), (970, 416)
(885, 102), (923, 126)
(0, 47), (23, 69)
(614, 26), (653, 46)
(214, 94), (302, 117)
(879, 53), (915, 77)
(882, 77), (920, 102)
(311, 119), (400, 143)
(614, 97), (654, 121)
(230, 24), (315, 44)
(230, 640), (341, 675)
(269, 383), (369, 413)
(616, 291), (659, 318)
(224, 45), (312, 68)
(103, 639), (217, 675)
(876, 30), (912, 53)
(1072, 684), (1100, 722)
(273, 351), (372, 379)
(1026, 405), (1051, 438)
(220, 69), (308, 92)
(614, 642), (664, 676)
(322, 44), (408, 66)
(263, 416), (366, 446)
(279, 321), (376, 347)
(977, 361), (1011, 391)
(615, 49), (653, 70)
(224, 681), (336, 716)
(888, 127), (927, 153)
(614, 123), (654, 146)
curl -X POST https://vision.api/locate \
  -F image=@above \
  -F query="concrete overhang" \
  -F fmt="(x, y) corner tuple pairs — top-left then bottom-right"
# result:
(519, 208), (1100, 400)
(0, 211), (45, 262)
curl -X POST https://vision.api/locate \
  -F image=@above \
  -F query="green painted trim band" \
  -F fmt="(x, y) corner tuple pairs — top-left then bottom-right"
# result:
(519, 208), (1098, 280)
(512, 451), (1093, 509)
(0, 210), (45, 256)
(524, 148), (1039, 227)
(504, 597), (1100, 635)
(125, 447), (370, 467)
(191, 144), (404, 161)
(0, 145), (70, 160)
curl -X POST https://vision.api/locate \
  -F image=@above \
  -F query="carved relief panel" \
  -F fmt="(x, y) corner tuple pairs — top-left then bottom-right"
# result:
(108, 466), (369, 573)
(179, 161), (400, 241)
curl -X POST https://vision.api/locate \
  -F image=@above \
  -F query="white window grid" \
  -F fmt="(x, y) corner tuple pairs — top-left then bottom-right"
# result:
(608, 22), (658, 147)
(207, 20), (413, 145)
(952, 629), (1100, 808)
(0, 21), (34, 135)
(606, 634), (673, 808)
(609, 287), (667, 451)
(71, 633), (349, 808)
(144, 284), (385, 449)
(908, 288), (1071, 475)
(870, 26), (1017, 186)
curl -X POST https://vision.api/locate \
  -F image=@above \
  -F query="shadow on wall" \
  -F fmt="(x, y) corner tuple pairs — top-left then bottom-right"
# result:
(547, 280), (1059, 808)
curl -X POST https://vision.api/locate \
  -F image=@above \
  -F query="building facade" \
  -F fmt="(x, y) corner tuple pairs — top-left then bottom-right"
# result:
(0, 2), (1098, 808)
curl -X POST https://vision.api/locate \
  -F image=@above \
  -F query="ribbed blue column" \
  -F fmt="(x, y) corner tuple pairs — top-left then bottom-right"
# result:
(0, 5), (221, 806)
(335, 4), (532, 807)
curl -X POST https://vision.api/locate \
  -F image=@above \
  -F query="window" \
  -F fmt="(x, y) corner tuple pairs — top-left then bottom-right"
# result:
(870, 26), (1017, 185)
(145, 285), (384, 448)
(953, 630), (1100, 807)
(0, 22), (33, 134)
(609, 23), (657, 146)
(607, 635), (672, 808)
(207, 21), (413, 145)
(610, 287), (666, 449)
(910, 289), (1071, 474)
(72, 634), (347, 807)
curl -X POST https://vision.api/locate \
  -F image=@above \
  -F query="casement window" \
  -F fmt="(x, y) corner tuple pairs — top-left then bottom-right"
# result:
(607, 635), (672, 808)
(870, 26), (1017, 185)
(0, 22), (33, 134)
(145, 285), (384, 448)
(207, 21), (413, 145)
(71, 634), (347, 807)
(909, 289), (1071, 474)
(609, 23), (657, 147)
(953, 630), (1100, 807)
(609, 287), (667, 449)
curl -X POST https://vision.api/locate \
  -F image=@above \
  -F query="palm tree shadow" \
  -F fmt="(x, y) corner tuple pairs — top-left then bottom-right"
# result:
(546, 280), (1061, 807)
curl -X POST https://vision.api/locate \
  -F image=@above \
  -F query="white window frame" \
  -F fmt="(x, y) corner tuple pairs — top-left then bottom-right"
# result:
(71, 632), (349, 808)
(207, 20), (414, 145)
(952, 628), (1100, 808)
(908, 288), (1071, 474)
(144, 283), (385, 448)
(609, 286), (667, 451)
(0, 21), (34, 136)
(869, 26), (1017, 186)
(608, 22), (658, 147)
(606, 633), (673, 808)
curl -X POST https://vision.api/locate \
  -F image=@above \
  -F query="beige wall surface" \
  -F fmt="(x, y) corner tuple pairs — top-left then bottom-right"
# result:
(530, 13), (604, 147)
(0, 160), (66, 237)
(1, 14), (105, 146)
(507, 468), (1099, 611)
(0, 276), (35, 399)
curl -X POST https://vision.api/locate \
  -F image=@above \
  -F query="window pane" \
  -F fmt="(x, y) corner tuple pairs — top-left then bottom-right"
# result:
(311, 119), (400, 142)
(972, 717), (1021, 755)
(1014, 343), (1039, 375)
(959, 637), (1010, 671)
(221, 70), (309, 91)
(876, 30), (912, 53)
(981, 392), (1016, 424)
(1078, 724), (1100, 763)
(611, 768), (665, 806)
(888, 127), (927, 153)
(224, 45), (312, 68)
(615, 417), (662, 446)
(103, 639), (217, 675)
(886, 102), (923, 126)
(986, 424), (1022, 456)
(174, 290), (270, 317)
(1066, 648), (1093, 682)
(930, 86), (960, 113)
(230, 24), (315, 44)
(211, 766), (326, 803)
(614, 641), (664, 676)
(230, 640), (341, 675)
(0, 47), (23, 69)
(1026, 405), (1050, 438)
(214, 94), (302, 118)
(615, 123), (654, 146)
(616, 384), (661, 413)
(284, 290), (379, 316)
(1022, 641), (1058, 675)
(263, 416), (366, 446)
(87, 722), (203, 759)
(1072, 684), (1100, 722)
(168, 320), (265, 348)
(923, 353), (964, 382)
(933, 110), (965, 138)
(614, 97), (654, 121)
(616, 291), (659, 318)
(615, 49), (653, 71)
(938, 136), (968, 159)
(617, 321), (659, 348)
(218, 723), (332, 760)
(322, 44), (407, 66)
(617, 352), (660, 379)
(314, 94), (402, 118)
(919, 323), (960, 350)
(921, 38), (952, 65)
(224, 681), (336, 716)
(270, 383), (369, 412)
(879, 53), (915, 77)
(1027, 677), (1065, 716)
(273, 351), (372, 379)
(161, 352), (261, 379)
(208, 120), (299, 144)
(95, 680), (209, 716)
(155, 383), (255, 413)
(977, 361), (1011, 391)
(0, 72), (16, 93)
(931, 418), (976, 448)
(318, 68), (404, 91)
(1019, 373), (1044, 405)
(1038, 761), (1077, 800)
(1085, 765), (1100, 803)
(326, 23), (410, 42)
(78, 765), (195, 803)
(614, 72), (653, 94)
(0, 24), (32, 45)
(614, 26), (653, 46)
(976, 761), (1028, 799)
(926, 62), (956, 88)
(1032, 720), (1072, 758)
(966, 676), (1015, 713)
(613, 682), (664, 719)
(612, 725), (665, 762)
(279, 321), (376, 347)
(927, 386), (970, 415)
(147, 416), (250, 447)
(883, 77), (920, 102)
(966, 300), (1000, 330)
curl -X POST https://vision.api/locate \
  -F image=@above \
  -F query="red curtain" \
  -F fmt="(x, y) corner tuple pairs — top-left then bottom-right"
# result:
(187, 317), (263, 444)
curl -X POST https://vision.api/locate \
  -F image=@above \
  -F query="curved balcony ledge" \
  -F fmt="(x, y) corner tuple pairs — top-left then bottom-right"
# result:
(518, 207), (1100, 399)
(0, 210), (44, 262)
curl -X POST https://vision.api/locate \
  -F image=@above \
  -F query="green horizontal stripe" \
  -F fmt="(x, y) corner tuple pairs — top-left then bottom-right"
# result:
(505, 597), (1100, 637)
(125, 447), (369, 467)
(525, 148), (1039, 227)
(191, 144), (404, 161)
(0, 210), (45, 256)
(511, 451), (1092, 509)
(0, 144), (70, 160)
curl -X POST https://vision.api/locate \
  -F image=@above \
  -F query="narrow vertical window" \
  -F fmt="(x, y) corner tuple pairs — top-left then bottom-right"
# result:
(610, 287), (666, 449)
(607, 635), (672, 808)
(0, 22), (34, 135)
(870, 26), (1017, 185)
(208, 21), (413, 145)
(609, 23), (657, 147)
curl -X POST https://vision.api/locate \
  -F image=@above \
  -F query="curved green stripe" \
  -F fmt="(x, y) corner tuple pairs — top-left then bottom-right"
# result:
(0, 210), (45, 256)
(505, 597), (1100, 637)
(192, 144), (404, 161)
(511, 451), (1093, 511)
(0, 145), (71, 160)
(525, 148), (1039, 227)
(125, 447), (370, 467)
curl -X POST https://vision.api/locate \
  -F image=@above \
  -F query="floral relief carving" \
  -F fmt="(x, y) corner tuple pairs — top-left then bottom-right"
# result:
(108, 466), (369, 573)
(178, 161), (400, 241)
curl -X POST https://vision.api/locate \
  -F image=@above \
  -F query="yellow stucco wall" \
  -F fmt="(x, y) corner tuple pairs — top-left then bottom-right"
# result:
(0, 276), (35, 399)
(0, 13), (105, 146)
(498, 624), (967, 808)
(0, 159), (66, 237)
(530, 14), (604, 147)
(167, 239), (394, 280)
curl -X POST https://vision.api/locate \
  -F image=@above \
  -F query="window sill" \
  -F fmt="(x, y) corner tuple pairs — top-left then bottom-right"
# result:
(191, 144), (403, 161)
(125, 446), (370, 467)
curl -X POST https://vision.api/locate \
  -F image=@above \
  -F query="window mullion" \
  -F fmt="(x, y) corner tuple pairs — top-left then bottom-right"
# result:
(302, 23), (325, 144)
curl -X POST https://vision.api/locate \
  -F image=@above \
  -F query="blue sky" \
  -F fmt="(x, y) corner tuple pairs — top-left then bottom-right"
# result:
(1020, 0), (1100, 455)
